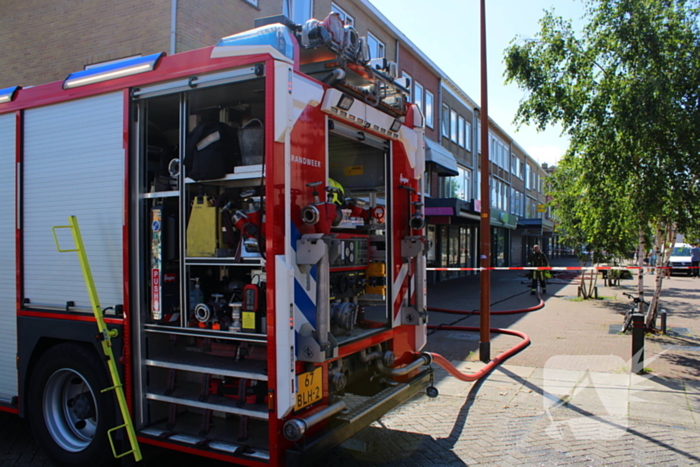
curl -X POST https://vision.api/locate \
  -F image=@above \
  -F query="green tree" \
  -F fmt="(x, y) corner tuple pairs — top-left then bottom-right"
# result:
(505, 0), (700, 327)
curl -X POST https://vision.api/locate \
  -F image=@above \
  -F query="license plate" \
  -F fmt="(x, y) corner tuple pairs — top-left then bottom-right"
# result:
(294, 367), (323, 411)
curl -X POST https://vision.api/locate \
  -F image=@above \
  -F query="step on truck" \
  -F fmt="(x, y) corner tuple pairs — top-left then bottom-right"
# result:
(0, 12), (432, 467)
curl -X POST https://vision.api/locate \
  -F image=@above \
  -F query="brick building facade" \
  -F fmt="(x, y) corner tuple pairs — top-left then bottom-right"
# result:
(0, 0), (557, 280)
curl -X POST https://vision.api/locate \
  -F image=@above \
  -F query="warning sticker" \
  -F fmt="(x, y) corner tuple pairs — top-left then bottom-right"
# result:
(344, 166), (364, 176)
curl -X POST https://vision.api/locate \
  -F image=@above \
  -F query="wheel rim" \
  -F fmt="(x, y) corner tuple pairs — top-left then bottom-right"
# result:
(43, 368), (99, 452)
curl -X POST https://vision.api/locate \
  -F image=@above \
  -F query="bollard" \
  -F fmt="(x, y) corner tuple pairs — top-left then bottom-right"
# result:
(631, 313), (645, 374)
(660, 309), (667, 335)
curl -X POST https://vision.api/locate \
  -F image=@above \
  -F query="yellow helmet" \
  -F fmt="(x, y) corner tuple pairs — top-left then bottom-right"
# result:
(328, 178), (345, 205)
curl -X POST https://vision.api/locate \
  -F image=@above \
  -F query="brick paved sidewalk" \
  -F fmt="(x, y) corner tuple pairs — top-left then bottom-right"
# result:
(4, 257), (699, 466)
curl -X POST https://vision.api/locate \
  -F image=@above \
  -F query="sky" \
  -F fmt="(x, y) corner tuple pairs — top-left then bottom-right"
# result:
(368, 0), (587, 167)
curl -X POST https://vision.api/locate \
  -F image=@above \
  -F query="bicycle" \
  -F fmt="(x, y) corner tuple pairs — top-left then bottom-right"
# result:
(621, 292), (649, 332)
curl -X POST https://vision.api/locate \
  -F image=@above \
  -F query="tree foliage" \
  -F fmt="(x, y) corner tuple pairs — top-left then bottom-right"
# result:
(504, 0), (700, 317)
(505, 0), (700, 228)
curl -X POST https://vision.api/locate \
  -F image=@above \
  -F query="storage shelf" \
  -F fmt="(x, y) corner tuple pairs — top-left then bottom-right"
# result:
(142, 190), (179, 199)
(145, 382), (269, 420)
(140, 412), (270, 461)
(185, 169), (263, 188)
(145, 323), (267, 343)
(184, 257), (264, 267)
(146, 346), (267, 381)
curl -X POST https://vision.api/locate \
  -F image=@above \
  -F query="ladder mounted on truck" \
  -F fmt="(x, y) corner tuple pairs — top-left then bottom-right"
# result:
(52, 216), (142, 463)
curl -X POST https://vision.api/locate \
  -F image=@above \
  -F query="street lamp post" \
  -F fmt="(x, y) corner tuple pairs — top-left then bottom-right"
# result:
(479, 0), (491, 363)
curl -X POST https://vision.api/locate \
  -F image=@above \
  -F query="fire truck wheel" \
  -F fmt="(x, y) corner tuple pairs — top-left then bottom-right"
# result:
(27, 343), (116, 467)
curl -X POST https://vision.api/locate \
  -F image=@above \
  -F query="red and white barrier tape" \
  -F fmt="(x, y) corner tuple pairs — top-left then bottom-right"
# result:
(427, 265), (682, 271)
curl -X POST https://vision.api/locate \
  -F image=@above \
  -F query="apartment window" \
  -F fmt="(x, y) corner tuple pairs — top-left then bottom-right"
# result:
(402, 72), (412, 102)
(525, 164), (531, 189)
(477, 122), (481, 152)
(441, 104), (449, 138)
(464, 168), (471, 200)
(414, 81), (424, 114)
(452, 166), (470, 201)
(458, 116), (465, 148)
(450, 110), (458, 143)
(465, 120), (471, 151)
(367, 32), (385, 59)
(331, 3), (354, 26)
(425, 90), (434, 128)
(491, 178), (498, 208)
(476, 169), (480, 200)
(284, 0), (313, 23)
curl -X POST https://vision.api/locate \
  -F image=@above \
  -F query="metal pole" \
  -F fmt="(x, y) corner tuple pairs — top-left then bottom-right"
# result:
(479, 0), (491, 363)
(631, 313), (645, 374)
(660, 309), (667, 334)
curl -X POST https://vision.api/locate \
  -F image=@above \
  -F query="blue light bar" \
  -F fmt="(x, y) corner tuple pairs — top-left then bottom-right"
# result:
(215, 24), (296, 61)
(0, 86), (21, 104)
(63, 52), (164, 89)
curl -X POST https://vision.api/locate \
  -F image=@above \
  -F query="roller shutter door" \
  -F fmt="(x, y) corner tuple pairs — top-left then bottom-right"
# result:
(23, 93), (124, 312)
(0, 114), (17, 401)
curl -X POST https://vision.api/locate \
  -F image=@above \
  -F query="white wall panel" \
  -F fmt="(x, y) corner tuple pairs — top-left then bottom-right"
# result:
(0, 113), (17, 401)
(23, 93), (124, 312)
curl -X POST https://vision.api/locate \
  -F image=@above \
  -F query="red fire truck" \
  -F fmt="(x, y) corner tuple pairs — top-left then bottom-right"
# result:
(0, 13), (432, 466)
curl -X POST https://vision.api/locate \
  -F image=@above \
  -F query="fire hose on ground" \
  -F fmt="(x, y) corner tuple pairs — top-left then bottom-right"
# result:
(417, 295), (543, 382)
(283, 296), (542, 440)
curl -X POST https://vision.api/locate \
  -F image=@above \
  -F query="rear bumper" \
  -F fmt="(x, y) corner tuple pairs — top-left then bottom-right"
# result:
(285, 368), (432, 466)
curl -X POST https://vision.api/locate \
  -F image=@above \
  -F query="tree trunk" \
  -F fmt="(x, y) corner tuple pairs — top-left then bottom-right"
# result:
(637, 228), (646, 317)
(646, 222), (674, 328)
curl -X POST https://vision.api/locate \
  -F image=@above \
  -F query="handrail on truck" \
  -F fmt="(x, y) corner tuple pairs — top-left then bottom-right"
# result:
(52, 216), (143, 463)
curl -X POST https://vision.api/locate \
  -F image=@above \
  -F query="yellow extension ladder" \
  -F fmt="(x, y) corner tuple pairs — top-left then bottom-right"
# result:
(52, 216), (142, 462)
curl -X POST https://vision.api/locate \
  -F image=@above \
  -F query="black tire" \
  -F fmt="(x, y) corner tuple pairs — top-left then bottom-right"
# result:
(621, 312), (633, 333)
(27, 343), (116, 467)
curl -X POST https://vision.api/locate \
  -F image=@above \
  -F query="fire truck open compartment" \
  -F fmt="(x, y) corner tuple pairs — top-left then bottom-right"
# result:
(132, 69), (272, 454)
(327, 128), (391, 344)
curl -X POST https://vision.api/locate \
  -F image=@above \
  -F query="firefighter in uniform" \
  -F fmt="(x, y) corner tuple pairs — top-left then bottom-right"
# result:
(529, 244), (550, 295)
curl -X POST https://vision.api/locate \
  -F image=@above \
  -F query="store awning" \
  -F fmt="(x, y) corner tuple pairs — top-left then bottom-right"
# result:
(424, 138), (459, 176)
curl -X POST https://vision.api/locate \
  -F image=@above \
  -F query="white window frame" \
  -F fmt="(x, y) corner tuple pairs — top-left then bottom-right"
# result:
(450, 110), (458, 143)
(442, 104), (450, 138)
(285, 0), (313, 24)
(425, 90), (434, 128)
(366, 32), (385, 59)
(414, 81), (424, 114)
(458, 115), (465, 148)
(331, 2), (354, 26)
